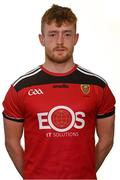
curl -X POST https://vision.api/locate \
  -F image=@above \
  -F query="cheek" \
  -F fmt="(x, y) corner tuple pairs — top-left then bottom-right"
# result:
(44, 39), (55, 47)
(45, 43), (54, 53)
(65, 40), (75, 49)
(65, 37), (75, 45)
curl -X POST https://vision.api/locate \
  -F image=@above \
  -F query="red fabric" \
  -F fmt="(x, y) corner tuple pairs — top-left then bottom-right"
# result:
(3, 66), (115, 179)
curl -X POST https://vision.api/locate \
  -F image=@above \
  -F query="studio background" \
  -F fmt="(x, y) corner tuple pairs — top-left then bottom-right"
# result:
(0, 0), (120, 179)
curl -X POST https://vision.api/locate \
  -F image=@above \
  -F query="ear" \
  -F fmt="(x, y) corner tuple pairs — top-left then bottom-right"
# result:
(74, 33), (79, 45)
(38, 34), (45, 46)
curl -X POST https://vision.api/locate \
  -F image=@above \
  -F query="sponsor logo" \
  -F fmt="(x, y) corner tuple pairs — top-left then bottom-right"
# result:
(37, 105), (85, 133)
(53, 84), (69, 88)
(46, 131), (79, 138)
(81, 84), (90, 95)
(28, 88), (43, 96)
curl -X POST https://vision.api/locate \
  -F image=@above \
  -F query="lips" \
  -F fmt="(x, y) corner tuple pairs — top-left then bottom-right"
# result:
(54, 47), (67, 51)
(56, 48), (65, 51)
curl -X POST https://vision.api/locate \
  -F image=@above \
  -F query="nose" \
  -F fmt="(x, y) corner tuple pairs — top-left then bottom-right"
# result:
(56, 33), (64, 45)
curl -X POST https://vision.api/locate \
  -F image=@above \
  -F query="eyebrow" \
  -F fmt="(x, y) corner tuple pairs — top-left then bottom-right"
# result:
(63, 30), (73, 33)
(48, 30), (73, 33)
(48, 31), (58, 33)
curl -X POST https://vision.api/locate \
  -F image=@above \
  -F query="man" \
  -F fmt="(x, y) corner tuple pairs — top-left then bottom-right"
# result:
(3, 4), (115, 180)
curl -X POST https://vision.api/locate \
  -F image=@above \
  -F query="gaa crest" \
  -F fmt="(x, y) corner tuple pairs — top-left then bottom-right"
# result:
(81, 84), (90, 95)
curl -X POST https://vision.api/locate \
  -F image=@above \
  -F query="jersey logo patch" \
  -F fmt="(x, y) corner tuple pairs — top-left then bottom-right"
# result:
(53, 84), (69, 88)
(81, 84), (90, 95)
(28, 88), (44, 96)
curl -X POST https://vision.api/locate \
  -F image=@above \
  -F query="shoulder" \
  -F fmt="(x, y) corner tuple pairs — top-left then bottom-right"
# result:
(12, 66), (42, 91)
(76, 65), (107, 88)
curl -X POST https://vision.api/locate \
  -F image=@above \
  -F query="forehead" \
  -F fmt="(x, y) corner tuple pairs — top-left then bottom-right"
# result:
(43, 22), (75, 33)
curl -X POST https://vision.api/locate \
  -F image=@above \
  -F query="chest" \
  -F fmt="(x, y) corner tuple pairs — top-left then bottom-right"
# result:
(21, 83), (97, 113)
(19, 83), (99, 136)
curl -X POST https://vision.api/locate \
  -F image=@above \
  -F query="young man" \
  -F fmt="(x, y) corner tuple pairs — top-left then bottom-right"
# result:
(3, 4), (115, 180)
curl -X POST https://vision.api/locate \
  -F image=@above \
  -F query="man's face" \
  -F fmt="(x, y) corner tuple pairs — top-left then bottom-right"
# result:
(40, 22), (79, 64)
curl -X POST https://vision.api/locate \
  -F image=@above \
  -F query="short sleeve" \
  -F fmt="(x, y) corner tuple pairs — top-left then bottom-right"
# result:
(2, 85), (24, 122)
(97, 84), (116, 118)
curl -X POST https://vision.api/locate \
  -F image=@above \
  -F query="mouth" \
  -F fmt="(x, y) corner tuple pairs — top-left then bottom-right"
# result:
(54, 47), (67, 52)
(55, 48), (65, 51)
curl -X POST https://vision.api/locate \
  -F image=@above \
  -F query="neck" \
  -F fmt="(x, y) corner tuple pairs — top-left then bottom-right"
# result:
(43, 60), (75, 73)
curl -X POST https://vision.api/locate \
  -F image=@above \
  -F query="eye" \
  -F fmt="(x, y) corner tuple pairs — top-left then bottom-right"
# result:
(50, 34), (55, 37)
(48, 33), (56, 37)
(64, 32), (72, 37)
(66, 33), (71, 36)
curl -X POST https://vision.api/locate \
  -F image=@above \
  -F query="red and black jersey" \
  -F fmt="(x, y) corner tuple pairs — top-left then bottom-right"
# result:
(3, 64), (115, 179)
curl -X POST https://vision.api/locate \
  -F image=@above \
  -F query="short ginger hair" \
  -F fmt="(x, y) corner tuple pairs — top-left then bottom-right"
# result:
(41, 4), (77, 33)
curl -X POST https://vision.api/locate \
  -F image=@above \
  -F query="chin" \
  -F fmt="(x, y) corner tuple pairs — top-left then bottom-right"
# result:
(52, 56), (71, 64)
(46, 53), (72, 64)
